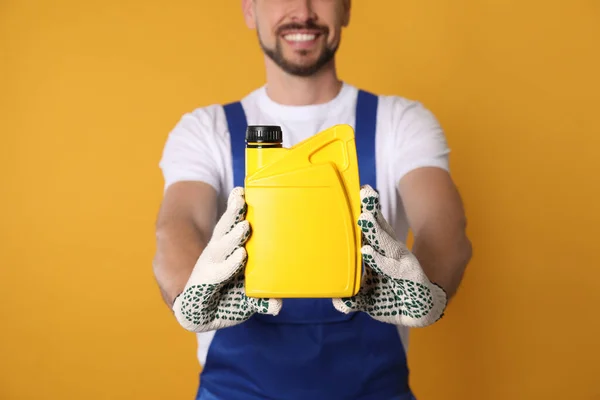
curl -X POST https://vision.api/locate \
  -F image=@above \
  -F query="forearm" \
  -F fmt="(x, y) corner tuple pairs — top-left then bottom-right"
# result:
(153, 219), (209, 308)
(411, 228), (472, 300)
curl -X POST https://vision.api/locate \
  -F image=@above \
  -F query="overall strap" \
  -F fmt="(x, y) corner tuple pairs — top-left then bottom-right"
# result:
(223, 101), (248, 188)
(355, 89), (379, 188)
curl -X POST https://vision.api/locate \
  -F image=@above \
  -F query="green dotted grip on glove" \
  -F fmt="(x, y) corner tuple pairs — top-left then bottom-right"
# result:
(333, 185), (448, 328)
(172, 187), (282, 333)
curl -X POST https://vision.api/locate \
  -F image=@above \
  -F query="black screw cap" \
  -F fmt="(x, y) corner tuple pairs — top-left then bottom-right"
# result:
(245, 125), (283, 144)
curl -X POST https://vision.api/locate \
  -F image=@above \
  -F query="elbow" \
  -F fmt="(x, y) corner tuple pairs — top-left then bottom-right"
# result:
(152, 225), (170, 274)
(152, 224), (181, 293)
(451, 215), (473, 278)
(449, 233), (472, 297)
(458, 234), (473, 271)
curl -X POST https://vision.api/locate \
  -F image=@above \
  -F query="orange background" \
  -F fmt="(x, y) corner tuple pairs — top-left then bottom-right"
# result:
(1, 1), (599, 399)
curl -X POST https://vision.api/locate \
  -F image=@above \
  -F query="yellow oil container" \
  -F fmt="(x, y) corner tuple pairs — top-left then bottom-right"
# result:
(243, 124), (362, 298)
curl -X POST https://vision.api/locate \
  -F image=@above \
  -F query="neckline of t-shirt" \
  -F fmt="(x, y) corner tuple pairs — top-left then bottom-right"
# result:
(255, 82), (356, 121)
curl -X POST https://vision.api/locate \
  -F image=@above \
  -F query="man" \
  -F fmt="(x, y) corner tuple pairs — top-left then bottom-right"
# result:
(153, 0), (472, 399)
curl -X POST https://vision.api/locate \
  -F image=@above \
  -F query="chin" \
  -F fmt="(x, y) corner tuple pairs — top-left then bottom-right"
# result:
(262, 39), (337, 77)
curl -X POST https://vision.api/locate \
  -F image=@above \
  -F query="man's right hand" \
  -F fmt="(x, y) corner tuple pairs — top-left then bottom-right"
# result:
(172, 187), (282, 332)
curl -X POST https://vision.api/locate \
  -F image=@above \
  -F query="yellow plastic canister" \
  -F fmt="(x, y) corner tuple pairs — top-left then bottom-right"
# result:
(243, 124), (362, 298)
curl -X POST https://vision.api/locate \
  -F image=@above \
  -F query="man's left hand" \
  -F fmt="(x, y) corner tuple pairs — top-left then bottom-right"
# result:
(333, 185), (447, 327)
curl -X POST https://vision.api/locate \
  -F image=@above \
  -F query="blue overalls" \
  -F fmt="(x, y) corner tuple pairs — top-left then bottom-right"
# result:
(195, 90), (416, 400)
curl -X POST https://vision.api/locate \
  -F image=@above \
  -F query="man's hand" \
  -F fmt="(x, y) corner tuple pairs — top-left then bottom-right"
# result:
(173, 187), (282, 332)
(333, 185), (447, 327)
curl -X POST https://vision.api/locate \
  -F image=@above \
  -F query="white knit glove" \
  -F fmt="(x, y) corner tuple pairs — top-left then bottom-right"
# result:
(333, 185), (447, 327)
(173, 187), (282, 332)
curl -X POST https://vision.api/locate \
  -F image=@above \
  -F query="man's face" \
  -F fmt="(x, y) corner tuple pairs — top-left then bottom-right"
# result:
(243, 0), (350, 77)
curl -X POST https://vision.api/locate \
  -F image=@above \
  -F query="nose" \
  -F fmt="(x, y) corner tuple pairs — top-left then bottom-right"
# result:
(290, 0), (318, 23)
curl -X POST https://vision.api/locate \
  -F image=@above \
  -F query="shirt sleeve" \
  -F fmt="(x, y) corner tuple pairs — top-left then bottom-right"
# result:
(158, 106), (224, 193)
(387, 97), (451, 184)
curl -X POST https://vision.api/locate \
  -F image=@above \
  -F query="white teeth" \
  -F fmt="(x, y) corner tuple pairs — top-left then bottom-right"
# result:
(283, 33), (316, 42)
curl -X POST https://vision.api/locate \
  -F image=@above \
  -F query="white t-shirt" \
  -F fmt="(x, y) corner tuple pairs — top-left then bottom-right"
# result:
(158, 82), (451, 364)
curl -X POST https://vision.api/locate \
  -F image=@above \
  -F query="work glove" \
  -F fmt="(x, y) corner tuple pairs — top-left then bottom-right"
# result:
(173, 187), (282, 333)
(333, 185), (447, 327)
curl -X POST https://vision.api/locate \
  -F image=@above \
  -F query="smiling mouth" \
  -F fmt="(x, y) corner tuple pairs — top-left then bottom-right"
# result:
(282, 32), (320, 42)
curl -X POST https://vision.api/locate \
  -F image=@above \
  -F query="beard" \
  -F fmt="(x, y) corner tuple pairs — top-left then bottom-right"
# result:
(257, 23), (339, 77)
